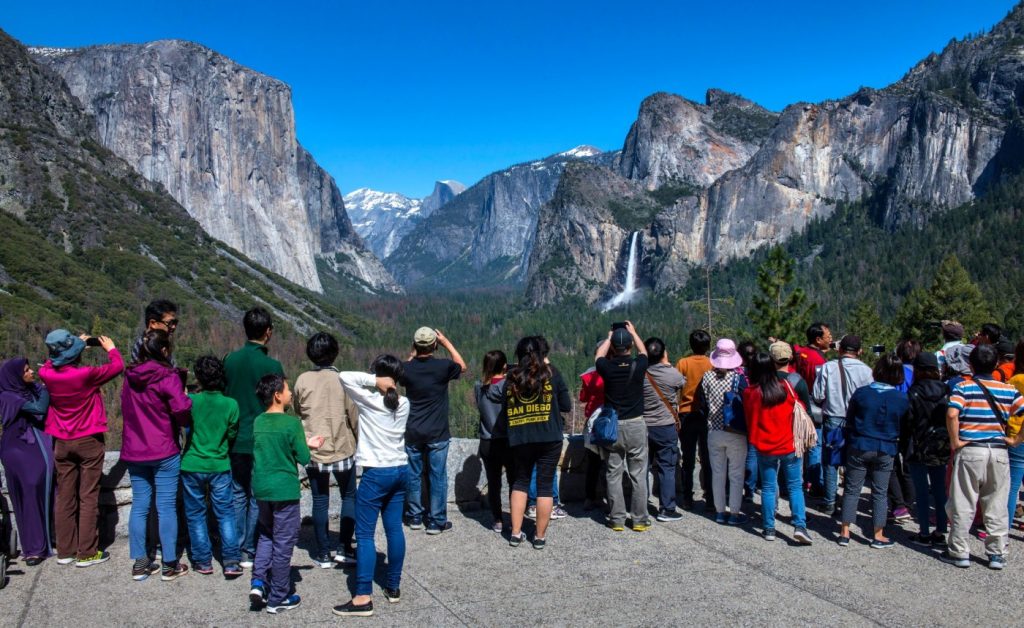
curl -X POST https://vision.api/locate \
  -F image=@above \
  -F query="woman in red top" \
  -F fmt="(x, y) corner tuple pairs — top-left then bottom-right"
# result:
(744, 352), (812, 545)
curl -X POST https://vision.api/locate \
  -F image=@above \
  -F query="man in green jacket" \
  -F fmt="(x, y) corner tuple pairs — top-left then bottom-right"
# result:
(224, 307), (284, 567)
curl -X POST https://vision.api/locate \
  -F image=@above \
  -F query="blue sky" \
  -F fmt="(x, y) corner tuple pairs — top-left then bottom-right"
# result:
(4, 0), (1018, 197)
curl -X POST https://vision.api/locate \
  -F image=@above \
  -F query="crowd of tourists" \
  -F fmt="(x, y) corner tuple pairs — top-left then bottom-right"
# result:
(1, 300), (1023, 616)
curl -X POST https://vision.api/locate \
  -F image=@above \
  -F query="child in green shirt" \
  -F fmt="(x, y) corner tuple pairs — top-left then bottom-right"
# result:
(181, 356), (241, 578)
(248, 374), (323, 614)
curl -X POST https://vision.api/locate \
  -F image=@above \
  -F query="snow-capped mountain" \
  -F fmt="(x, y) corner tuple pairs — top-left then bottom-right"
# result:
(345, 180), (465, 259)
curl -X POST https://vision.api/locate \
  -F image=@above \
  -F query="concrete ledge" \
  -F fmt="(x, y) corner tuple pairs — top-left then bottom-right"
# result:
(1, 436), (596, 539)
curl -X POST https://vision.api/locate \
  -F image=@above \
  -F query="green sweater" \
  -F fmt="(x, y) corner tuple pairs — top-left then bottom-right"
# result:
(252, 412), (310, 502)
(224, 342), (284, 454)
(181, 391), (239, 473)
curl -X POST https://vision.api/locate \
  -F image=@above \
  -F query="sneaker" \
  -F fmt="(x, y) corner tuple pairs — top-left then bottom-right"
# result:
(407, 518), (424, 530)
(656, 509), (683, 522)
(837, 535), (850, 547)
(383, 587), (401, 603)
(509, 532), (525, 547)
(491, 521), (503, 533)
(132, 558), (160, 581)
(266, 594), (301, 614)
(551, 505), (568, 520)
(76, 551), (110, 567)
(632, 521), (651, 532)
(333, 599), (373, 617)
(763, 528), (776, 542)
(161, 562), (189, 581)
(425, 521), (453, 535)
(608, 522), (625, 532)
(56, 556), (76, 565)
(930, 533), (948, 549)
(525, 506), (537, 520)
(249, 579), (268, 607)
(909, 533), (933, 546)
(194, 561), (214, 575)
(727, 514), (748, 526)
(239, 552), (254, 569)
(870, 539), (895, 550)
(715, 513), (726, 524)
(892, 507), (912, 522)
(223, 563), (243, 579)
(793, 528), (813, 545)
(681, 498), (695, 511)
(988, 554), (1006, 570)
(821, 503), (836, 517)
(333, 549), (357, 565)
(312, 553), (333, 569)
(532, 537), (546, 550)
(940, 552), (970, 568)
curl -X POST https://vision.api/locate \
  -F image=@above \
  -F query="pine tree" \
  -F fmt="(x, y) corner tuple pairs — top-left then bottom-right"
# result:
(747, 246), (814, 342)
(847, 301), (895, 365)
(895, 254), (991, 347)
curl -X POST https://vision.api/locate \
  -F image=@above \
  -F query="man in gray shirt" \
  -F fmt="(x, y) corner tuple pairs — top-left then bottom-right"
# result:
(642, 337), (687, 521)
(812, 334), (873, 515)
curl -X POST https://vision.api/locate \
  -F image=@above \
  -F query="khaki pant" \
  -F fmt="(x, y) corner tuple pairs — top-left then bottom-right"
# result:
(946, 445), (1010, 559)
(605, 418), (649, 526)
(54, 434), (105, 559)
(708, 430), (746, 515)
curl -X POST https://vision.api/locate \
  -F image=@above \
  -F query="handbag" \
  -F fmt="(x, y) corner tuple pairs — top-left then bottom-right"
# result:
(590, 405), (619, 447)
(784, 381), (818, 458)
(721, 373), (747, 433)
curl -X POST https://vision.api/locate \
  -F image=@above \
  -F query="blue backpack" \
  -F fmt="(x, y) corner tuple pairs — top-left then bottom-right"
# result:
(721, 373), (747, 433)
(591, 405), (619, 447)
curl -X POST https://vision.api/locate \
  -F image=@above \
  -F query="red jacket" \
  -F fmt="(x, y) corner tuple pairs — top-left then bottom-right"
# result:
(743, 385), (796, 457)
(793, 344), (826, 391)
(579, 368), (605, 417)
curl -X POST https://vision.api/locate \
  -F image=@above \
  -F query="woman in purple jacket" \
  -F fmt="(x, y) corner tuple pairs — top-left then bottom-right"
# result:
(121, 330), (192, 581)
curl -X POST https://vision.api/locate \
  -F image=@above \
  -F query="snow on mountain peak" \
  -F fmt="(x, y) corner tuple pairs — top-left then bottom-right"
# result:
(557, 145), (602, 159)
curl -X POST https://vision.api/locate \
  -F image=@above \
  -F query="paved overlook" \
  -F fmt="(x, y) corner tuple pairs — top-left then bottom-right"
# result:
(2, 490), (1019, 627)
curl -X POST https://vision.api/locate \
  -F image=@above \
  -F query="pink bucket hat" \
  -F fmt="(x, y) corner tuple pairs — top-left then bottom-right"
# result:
(710, 338), (743, 370)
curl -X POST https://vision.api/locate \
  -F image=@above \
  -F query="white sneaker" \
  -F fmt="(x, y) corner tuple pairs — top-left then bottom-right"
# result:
(239, 554), (254, 569)
(56, 556), (76, 565)
(550, 505), (568, 520)
(525, 506), (537, 520)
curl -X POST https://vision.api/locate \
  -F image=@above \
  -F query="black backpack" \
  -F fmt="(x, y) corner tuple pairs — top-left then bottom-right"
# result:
(907, 383), (951, 467)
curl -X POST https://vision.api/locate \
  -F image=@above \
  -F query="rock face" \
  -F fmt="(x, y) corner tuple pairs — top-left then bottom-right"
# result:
(526, 6), (1024, 305)
(386, 146), (607, 289)
(345, 180), (465, 260)
(32, 40), (398, 294)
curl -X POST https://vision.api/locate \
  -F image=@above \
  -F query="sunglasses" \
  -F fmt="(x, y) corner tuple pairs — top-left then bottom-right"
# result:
(160, 319), (180, 328)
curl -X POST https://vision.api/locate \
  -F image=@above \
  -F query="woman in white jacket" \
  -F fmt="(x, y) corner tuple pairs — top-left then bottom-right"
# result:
(332, 355), (409, 618)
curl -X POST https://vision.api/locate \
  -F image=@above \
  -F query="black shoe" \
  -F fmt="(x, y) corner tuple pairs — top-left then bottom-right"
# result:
(509, 532), (525, 547)
(425, 521), (453, 535)
(383, 588), (401, 603)
(908, 533), (932, 547)
(681, 498), (694, 511)
(703, 501), (717, 513)
(532, 537), (546, 550)
(333, 600), (374, 617)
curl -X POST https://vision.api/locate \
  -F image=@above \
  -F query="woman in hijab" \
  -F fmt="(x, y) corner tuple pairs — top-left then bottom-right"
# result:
(0, 357), (53, 565)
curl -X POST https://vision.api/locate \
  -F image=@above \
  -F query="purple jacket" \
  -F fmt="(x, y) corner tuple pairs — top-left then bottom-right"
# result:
(120, 360), (192, 462)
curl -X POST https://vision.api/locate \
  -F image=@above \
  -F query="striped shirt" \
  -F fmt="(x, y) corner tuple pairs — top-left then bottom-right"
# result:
(949, 376), (1024, 443)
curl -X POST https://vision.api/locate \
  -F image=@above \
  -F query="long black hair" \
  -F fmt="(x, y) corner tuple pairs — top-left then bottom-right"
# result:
(371, 354), (403, 412)
(482, 350), (507, 382)
(507, 336), (552, 399)
(749, 351), (786, 407)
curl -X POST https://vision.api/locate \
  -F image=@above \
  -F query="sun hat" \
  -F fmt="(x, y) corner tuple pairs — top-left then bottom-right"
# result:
(710, 338), (743, 370)
(45, 329), (86, 368)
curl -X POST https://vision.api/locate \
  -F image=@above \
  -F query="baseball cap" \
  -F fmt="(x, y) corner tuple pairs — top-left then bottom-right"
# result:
(996, 336), (1015, 357)
(769, 341), (793, 363)
(941, 320), (964, 339)
(839, 335), (862, 352)
(611, 328), (633, 349)
(914, 352), (939, 370)
(413, 327), (438, 348)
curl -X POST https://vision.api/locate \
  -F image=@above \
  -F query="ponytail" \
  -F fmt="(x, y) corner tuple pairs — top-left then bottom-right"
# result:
(383, 386), (400, 412)
(370, 354), (404, 415)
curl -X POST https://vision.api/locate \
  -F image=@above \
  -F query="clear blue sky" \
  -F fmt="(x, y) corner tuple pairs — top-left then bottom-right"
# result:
(4, 0), (1019, 197)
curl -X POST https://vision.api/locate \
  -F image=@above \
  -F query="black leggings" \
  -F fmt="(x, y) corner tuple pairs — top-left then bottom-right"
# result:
(511, 441), (562, 498)
(479, 438), (514, 521)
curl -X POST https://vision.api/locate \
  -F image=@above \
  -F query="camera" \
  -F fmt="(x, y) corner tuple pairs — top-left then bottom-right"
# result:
(871, 344), (886, 354)
(611, 322), (627, 331)
(85, 337), (103, 347)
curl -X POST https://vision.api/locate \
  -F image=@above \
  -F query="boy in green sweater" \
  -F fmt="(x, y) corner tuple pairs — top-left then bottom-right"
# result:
(181, 356), (241, 579)
(248, 374), (324, 614)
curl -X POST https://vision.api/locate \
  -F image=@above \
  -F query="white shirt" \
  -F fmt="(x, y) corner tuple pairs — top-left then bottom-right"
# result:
(338, 372), (409, 468)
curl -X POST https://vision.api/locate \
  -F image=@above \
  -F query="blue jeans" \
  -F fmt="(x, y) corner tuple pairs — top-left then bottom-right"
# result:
(908, 462), (947, 536)
(181, 470), (240, 565)
(528, 462), (561, 506)
(355, 466), (408, 596)
(127, 454), (181, 563)
(230, 453), (258, 556)
(757, 452), (806, 531)
(822, 416), (846, 507)
(404, 440), (449, 528)
(804, 427), (823, 490)
(745, 442), (759, 493)
(307, 465), (356, 556)
(1008, 447), (1024, 524)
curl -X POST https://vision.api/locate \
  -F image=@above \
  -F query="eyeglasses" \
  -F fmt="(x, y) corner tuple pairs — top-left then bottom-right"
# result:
(161, 319), (179, 328)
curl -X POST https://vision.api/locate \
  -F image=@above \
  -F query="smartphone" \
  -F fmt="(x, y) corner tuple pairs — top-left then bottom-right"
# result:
(871, 344), (886, 354)
(611, 322), (627, 331)
(85, 337), (103, 347)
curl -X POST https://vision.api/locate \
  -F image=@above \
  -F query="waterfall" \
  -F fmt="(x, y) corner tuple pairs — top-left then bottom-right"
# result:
(601, 231), (640, 312)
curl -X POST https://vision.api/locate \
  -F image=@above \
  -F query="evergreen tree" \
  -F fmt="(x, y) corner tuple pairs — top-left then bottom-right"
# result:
(847, 301), (895, 365)
(895, 254), (991, 347)
(747, 246), (814, 342)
